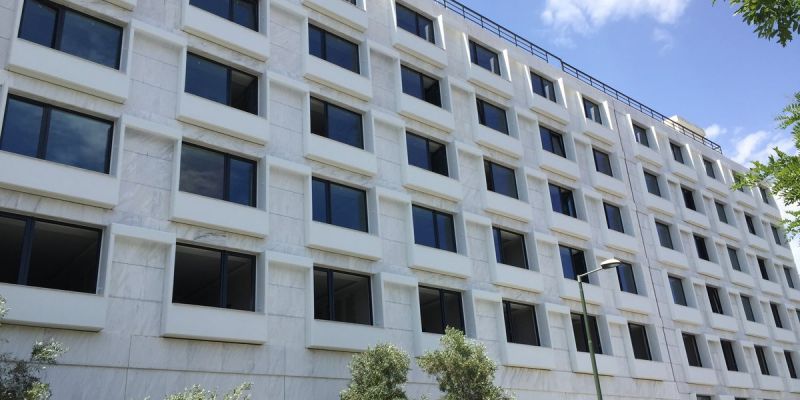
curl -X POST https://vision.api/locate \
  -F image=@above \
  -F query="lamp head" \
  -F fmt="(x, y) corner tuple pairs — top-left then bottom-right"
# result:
(600, 258), (622, 270)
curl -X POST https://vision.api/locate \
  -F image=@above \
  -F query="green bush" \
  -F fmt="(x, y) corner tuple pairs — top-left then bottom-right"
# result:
(340, 343), (410, 400)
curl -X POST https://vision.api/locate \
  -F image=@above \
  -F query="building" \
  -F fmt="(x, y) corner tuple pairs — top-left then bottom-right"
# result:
(0, 0), (798, 398)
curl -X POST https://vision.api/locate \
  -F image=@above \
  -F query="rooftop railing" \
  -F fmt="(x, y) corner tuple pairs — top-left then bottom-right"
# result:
(432, 0), (723, 154)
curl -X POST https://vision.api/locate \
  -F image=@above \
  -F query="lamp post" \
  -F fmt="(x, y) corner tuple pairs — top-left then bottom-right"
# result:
(577, 258), (622, 400)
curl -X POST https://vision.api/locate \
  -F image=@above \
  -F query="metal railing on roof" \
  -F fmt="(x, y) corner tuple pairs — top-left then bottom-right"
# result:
(432, 0), (723, 154)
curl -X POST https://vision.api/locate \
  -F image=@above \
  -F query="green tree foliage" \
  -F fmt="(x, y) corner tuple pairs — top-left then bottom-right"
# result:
(713, 0), (800, 46)
(417, 328), (514, 400)
(155, 383), (252, 400)
(340, 343), (410, 400)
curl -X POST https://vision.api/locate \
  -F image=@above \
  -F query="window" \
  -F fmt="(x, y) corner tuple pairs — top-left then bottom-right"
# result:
(696, 396), (712, 400)
(733, 172), (747, 192)
(395, 3), (434, 43)
(0, 212), (101, 294)
(682, 333), (703, 367)
(469, 40), (500, 75)
(771, 302), (784, 328)
(419, 286), (464, 334)
(593, 148), (613, 176)
(721, 340), (739, 371)
(669, 275), (688, 306)
(582, 98), (602, 124)
(0, 96), (113, 174)
(604, 203), (625, 233)
(310, 97), (363, 148)
(493, 227), (527, 269)
(741, 295), (756, 322)
(758, 257), (770, 280)
(784, 267), (796, 289)
(656, 221), (674, 249)
(179, 143), (257, 207)
(633, 124), (650, 147)
(755, 345), (771, 375)
(190, 0), (257, 30)
(185, 53), (258, 114)
(540, 126), (566, 157)
(715, 202), (728, 224)
(314, 267), (372, 325)
(172, 244), (255, 311)
(530, 72), (555, 102)
(771, 225), (783, 245)
(702, 159), (716, 179)
(786, 351), (798, 379)
(571, 313), (603, 354)
(308, 24), (359, 73)
(644, 171), (661, 196)
(694, 234), (710, 261)
(744, 214), (757, 235)
(759, 187), (771, 204)
(312, 178), (368, 232)
(19, 0), (122, 68)
(549, 184), (577, 218)
(559, 245), (587, 281)
(681, 187), (697, 211)
(406, 132), (448, 176)
(616, 262), (638, 294)
(670, 142), (685, 164)
(706, 285), (724, 314)
(503, 301), (540, 346)
(727, 247), (742, 271)
(628, 323), (652, 360)
(412, 205), (456, 252)
(485, 161), (518, 199)
(476, 99), (509, 134)
(401, 66), (441, 106)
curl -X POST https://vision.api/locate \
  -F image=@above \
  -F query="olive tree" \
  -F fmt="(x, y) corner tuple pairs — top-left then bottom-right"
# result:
(340, 343), (410, 400)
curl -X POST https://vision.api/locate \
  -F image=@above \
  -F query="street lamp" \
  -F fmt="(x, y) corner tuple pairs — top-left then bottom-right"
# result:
(577, 258), (622, 400)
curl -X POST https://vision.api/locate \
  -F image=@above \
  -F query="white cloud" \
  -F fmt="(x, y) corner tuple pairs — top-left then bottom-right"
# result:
(704, 123), (727, 140)
(731, 130), (795, 164)
(652, 28), (674, 54)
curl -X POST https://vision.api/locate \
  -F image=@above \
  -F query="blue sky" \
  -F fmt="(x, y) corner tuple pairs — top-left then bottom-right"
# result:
(460, 0), (800, 164)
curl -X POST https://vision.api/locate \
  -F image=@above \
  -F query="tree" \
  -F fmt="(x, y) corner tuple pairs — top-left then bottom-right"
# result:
(712, 0), (800, 46)
(154, 383), (252, 400)
(340, 343), (410, 400)
(417, 328), (514, 400)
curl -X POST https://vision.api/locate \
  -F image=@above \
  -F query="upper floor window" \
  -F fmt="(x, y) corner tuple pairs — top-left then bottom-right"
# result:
(406, 132), (448, 176)
(476, 99), (508, 134)
(582, 98), (602, 124)
(785, 351), (798, 379)
(682, 333), (703, 367)
(758, 257), (770, 281)
(530, 72), (555, 102)
(771, 225), (783, 246)
(706, 285), (724, 314)
(540, 126), (566, 158)
(179, 143), (257, 207)
(784, 267), (796, 289)
(755, 345), (772, 375)
(190, 0), (257, 30)
(412, 205), (456, 252)
(19, 0), (122, 69)
(0, 95), (113, 173)
(643, 170), (661, 197)
(185, 53), (257, 114)
(670, 142), (685, 164)
(314, 267), (372, 325)
(468, 40), (500, 75)
(770, 302), (784, 328)
(616, 262), (638, 294)
(571, 313), (603, 354)
(401, 65), (441, 106)
(309, 24), (359, 73)
(172, 244), (255, 311)
(395, 3), (434, 43)
(593, 148), (613, 176)
(733, 172), (747, 192)
(419, 286), (464, 334)
(727, 247), (742, 272)
(310, 97), (363, 148)
(0, 212), (101, 294)
(485, 160), (518, 199)
(741, 295), (756, 322)
(715, 201), (729, 224)
(503, 301), (540, 346)
(655, 221), (674, 249)
(744, 214), (757, 235)
(721, 340), (739, 371)
(759, 187), (771, 204)
(559, 245), (587, 281)
(694, 234), (710, 261)
(312, 178), (368, 232)
(493, 227), (527, 269)
(628, 323), (652, 360)
(633, 124), (650, 147)
(603, 202), (625, 233)
(549, 183), (577, 218)
(681, 187), (697, 211)
(702, 158), (716, 179)
(669, 275), (688, 306)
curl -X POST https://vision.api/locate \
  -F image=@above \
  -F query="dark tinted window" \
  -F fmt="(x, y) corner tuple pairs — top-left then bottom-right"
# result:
(656, 222), (674, 249)
(771, 303), (783, 328)
(19, 0), (122, 68)
(190, 0), (258, 30)
(772, 225), (783, 245)
(670, 142), (684, 164)
(741, 295), (756, 322)
(485, 160), (518, 198)
(604, 203), (625, 233)
(745, 214), (757, 235)
(784, 267), (795, 289)
(549, 183), (577, 218)
(0, 96), (112, 173)
(476, 99), (508, 134)
(628, 323), (652, 360)
(419, 286), (464, 334)
(681, 187), (697, 211)
(616, 262), (637, 294)
(643, 171), (661, 196)
(540, 126), (566, 157)
(633, 124), (650, 147)
(715, 202), (728, 224)
(469, 40), (500, 75)
(312, 178), (368, 232)
(310, 97), (363, 148)
(559, 245), (586, 281)
(721, 340), (739, 371)
(727, 247), (742, 271)
(308, 24), (360, 73)
(760, 187), (771, 204)
(530, 72), (555, 102)
(406, 132), (448, 176)
(593, 148), (613, 176)
(172, 244), (255, 311)
(0, 213), (101, 294)
(694, 235), (710, 261)
(755, 345), (771, 375)
(703, 159), (716, 179)
(412, 205), (456, 252)
(706, 286), (724, 314)
(758, 257), (770, 280)
(683, 333), (703, 367)
(493, 227), (527, 269)
(785, 351), (798, 379)
(179, 143), (257, 207)
(503, 301), (540, 346)
(571, 313), (602, 354)
(582, 98), (602, 124)
(314, 267), (372, 325)
(185, 53), (258, 114)
(401, 66), (441, 106)
(669, 276), (688, 306)
(395, 3), (434, 43)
